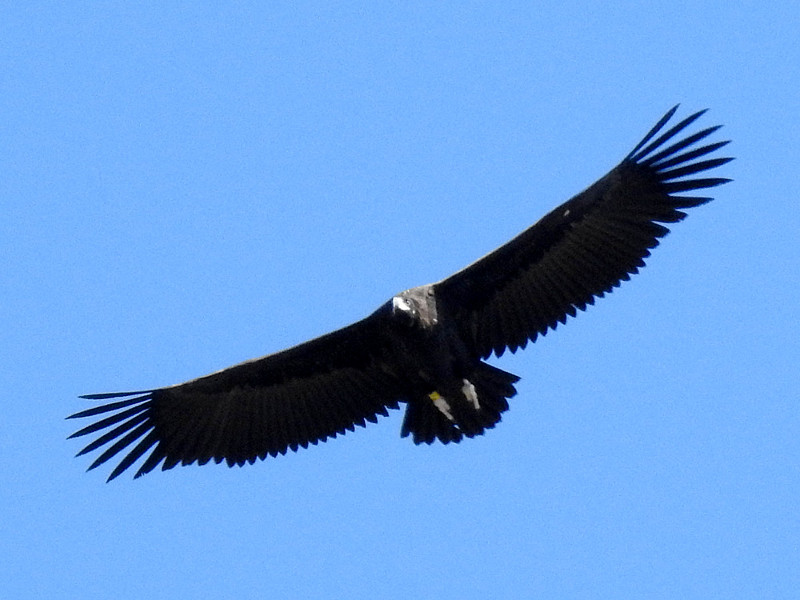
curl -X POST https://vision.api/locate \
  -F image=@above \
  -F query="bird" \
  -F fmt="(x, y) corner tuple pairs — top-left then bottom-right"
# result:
(69, 105), (732, 481)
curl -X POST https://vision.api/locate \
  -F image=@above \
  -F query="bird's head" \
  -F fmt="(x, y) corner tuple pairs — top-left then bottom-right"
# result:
(391, 294), (419, 325)
(390, 285), (439, 329)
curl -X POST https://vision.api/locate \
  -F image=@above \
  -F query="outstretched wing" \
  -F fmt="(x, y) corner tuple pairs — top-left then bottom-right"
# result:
(435, 106), (732, 359)
(69, 308), (404, 481)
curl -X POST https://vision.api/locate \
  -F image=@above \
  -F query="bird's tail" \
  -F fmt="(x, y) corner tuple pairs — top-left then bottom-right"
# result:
(400, 362), (520, 445)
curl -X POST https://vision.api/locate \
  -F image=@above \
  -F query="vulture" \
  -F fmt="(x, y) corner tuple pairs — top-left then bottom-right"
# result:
(69, 106), (732, 481)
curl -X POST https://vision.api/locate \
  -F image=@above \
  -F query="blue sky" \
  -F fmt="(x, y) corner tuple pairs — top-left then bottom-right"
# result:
(2, 3), (798, 599)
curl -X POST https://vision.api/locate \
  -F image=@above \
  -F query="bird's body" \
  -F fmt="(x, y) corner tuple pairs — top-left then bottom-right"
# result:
(69, 106), (732, 480)
(387, 287), (520, 443)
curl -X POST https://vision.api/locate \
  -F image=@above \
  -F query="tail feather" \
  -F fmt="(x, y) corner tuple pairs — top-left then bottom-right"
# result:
(400, 362), (520, 445)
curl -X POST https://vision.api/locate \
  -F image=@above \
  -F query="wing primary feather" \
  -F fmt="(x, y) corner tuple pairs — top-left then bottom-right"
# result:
(162, 452), (183, 471)
(69, 402), (149, 439)
(624, 104), (679, 159)
(651, 140), (730, 171)
(68, 394), (150, 419)
(134, 443), (168, 478)
(663, 177), (731, 193)
(629, 109), (708, 163)
(158, 394), (207, 468)
(106, 430), (159, 482)
(659, 157), (733, 181)
(641, 126), (722, 166)
(79, 391), (155, 400)
(75, 411), (150, 457)
(87, 421), (153, 472)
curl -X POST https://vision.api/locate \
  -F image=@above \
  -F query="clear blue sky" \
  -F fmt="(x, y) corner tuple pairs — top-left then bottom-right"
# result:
(3, 3), (798, 599)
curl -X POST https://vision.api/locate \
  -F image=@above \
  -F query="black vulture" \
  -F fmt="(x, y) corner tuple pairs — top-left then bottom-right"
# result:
(69, 106), (732, 481)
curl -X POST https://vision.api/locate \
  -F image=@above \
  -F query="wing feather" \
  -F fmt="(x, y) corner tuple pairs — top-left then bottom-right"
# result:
(436, 106), (732, 359)
(69, 311), (404, 480)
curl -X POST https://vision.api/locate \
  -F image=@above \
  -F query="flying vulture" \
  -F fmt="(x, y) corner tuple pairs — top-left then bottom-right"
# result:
(69, 106), (732, 481)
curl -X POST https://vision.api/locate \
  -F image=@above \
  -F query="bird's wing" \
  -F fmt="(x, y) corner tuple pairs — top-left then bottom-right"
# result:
(434, 106), (732, 359)
(69, 309), (404, 481)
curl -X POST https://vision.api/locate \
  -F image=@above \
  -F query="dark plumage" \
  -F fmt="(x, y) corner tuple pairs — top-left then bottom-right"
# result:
(69, 106), (732, 481)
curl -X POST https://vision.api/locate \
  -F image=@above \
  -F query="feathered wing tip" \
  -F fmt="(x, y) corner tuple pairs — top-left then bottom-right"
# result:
(69, 370), (405, 481)
(626, 106), (733, 206)
(624, 104), (682, 160)
(67, 390), (161, 482)
(400, 362), (520, 445)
